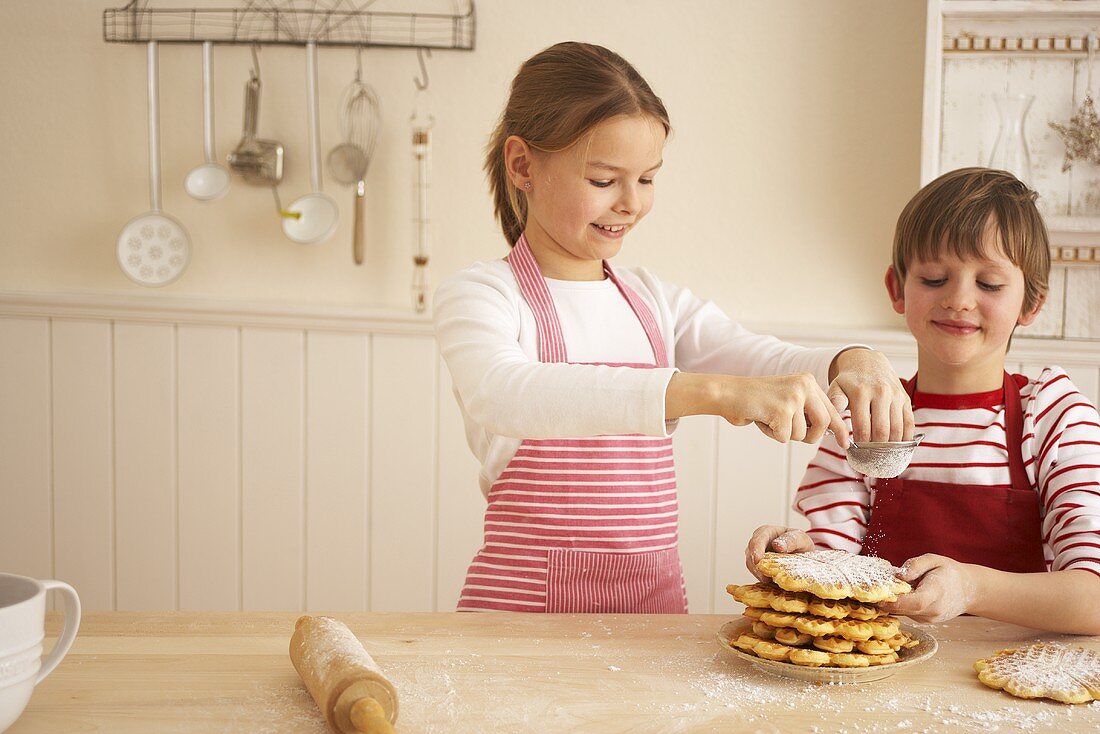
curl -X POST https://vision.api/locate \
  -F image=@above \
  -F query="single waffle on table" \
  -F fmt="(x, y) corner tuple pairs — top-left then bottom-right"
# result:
(974, 642), (1100, 705)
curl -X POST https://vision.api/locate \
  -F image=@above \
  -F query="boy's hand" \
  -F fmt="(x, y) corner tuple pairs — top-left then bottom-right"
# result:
(878, 554), (976, 623)
(745, 525), (814, 580)
(827, 348), (914, 444)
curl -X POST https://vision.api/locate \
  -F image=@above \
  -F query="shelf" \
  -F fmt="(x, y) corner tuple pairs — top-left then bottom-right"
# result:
(103, 1), (476, 50)
(942, 1), (1100, 20)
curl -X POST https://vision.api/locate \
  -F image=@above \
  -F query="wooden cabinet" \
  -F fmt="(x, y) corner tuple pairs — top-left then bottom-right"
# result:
(923, 1), (1100, 337)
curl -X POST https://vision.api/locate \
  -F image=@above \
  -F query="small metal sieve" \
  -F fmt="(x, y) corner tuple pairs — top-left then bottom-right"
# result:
(845, 434), (926, 478)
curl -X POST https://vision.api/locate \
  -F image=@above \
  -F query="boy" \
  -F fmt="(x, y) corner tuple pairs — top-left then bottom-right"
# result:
(747, 168), (1100, 634)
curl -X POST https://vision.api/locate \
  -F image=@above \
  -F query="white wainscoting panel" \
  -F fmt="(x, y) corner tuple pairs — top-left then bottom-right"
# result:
(0, 318), (52, 583)
(2, 292), (1099, 614)
(51, 320), (115, 612)
(369, 335), (438, 612)
(242, 328), (305, 611)
(114, 322), (176, 610)
(178, 325), (240, 611)
(305, 331), (369, 612)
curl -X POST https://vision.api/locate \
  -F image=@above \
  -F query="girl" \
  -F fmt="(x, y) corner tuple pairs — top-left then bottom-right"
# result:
(434, 42), (910, 613)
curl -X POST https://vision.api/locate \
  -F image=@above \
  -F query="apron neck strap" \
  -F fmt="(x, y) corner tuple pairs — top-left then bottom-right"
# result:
(507, 234), (668, 367)
(1001, 371), (1029, 491)
(601, 262), (669, 369)
(508, 234), (569, 363)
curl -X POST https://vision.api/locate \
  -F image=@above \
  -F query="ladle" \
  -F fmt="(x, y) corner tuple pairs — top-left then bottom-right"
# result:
(283, 42), (339, 244)
(184, 42), (231, 201)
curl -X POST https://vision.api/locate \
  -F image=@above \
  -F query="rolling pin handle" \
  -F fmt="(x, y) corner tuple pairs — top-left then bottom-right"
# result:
(349, 696), (395, 734)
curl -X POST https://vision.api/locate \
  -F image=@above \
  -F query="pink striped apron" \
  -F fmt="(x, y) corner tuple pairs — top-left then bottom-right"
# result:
(457, 235), (688, 614)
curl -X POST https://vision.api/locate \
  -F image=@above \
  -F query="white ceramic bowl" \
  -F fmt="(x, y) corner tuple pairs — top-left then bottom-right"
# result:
(0, 643), (43, 732)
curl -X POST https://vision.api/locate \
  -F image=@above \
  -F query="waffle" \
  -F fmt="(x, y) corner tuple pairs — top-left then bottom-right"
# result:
(974, 643), (1100, 704)
(756, 550), (911, 603)
(727, 582), (885, 620)
(812, 634), (855, 653)
(774, 627), (813, 646)
(755, 610), (901, 641)
(730, 631), (898, 668)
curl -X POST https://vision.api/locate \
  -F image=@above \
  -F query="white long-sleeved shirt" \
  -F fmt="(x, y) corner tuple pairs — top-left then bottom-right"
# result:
(434, 258), (842, 497)
(794, 368), (1100, 578)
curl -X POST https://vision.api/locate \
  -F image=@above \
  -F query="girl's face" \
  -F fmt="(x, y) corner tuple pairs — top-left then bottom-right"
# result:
(522, 114), (666, 278)
(885, 222), (1043, 391)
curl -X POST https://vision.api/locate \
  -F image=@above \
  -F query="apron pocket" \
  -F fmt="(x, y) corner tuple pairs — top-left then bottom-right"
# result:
(545, 547), (687, 613)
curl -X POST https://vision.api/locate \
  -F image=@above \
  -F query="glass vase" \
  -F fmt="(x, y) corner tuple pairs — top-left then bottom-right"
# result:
(988, 93), (1034, 184)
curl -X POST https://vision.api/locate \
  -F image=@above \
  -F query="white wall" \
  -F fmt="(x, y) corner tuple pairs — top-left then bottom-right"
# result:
(0, 0), (926, 329)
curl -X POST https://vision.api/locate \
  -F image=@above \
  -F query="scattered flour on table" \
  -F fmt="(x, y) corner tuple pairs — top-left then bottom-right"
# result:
(232, 622), (1100, 734)
(367, 637), (1100, 734)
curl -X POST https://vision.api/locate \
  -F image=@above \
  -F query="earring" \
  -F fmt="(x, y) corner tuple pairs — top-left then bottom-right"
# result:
(522, 181), (532, 190)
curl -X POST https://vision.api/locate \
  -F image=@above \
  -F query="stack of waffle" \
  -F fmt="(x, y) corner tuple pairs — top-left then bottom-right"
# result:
(726, 550), (917, 668)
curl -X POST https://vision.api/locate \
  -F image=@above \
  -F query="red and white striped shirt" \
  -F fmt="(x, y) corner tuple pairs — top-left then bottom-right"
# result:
(794, 367), (1100, 579)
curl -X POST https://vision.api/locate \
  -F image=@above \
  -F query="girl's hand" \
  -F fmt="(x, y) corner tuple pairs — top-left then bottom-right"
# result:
(718, 373), (849, 445)
(826, 348), (913, 443)
(745, 525), (814, 580)
(878, 554), (976, 623)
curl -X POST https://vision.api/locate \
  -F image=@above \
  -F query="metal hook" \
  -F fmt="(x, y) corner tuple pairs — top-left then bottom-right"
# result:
(250, 44), (261, 83)
(414, 47), (431, 91)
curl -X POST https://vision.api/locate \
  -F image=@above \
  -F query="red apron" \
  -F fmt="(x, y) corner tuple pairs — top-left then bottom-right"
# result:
(457, 235), (688, 613)
(861, 372), (1047, 573)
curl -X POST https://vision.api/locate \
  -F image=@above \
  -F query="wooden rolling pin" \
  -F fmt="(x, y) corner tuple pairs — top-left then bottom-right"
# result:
(290, 615), (399, 733)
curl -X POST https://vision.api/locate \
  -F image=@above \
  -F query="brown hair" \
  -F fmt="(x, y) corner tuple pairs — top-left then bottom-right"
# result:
(485, 42), (671, 245)
(892, 167), (1050, 312)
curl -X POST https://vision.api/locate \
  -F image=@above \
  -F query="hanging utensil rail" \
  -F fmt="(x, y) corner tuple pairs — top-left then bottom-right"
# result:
(104, 0), (476, 50)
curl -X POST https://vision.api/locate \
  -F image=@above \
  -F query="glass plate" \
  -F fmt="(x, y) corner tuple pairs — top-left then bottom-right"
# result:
(717, 618), (938, 684)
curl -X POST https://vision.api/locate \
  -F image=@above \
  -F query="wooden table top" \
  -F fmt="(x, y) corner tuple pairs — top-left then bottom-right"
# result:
(8, 612), (1100, 733)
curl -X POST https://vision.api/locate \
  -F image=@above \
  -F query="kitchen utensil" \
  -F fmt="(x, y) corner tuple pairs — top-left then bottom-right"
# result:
(290, 615), (398, 734)
(117, 42), (191, 287)
(284, 42), (339, 244)
(410, 61), (434, 312)
(227, 49), (284, 186)
(716, 619), (938, 684)
(845, 434), (925, 478)
(0, 574), (81, 733)
(327, 52), (381, 265)
(184, 41), (231, 201)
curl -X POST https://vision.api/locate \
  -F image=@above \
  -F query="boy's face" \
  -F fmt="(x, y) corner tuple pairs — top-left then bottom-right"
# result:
(885, 229), (1044, 382)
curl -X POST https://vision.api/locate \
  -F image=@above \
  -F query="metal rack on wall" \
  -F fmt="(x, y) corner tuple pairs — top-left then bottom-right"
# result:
(104, 0), (476, 50)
